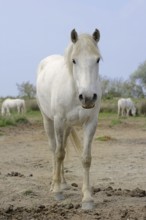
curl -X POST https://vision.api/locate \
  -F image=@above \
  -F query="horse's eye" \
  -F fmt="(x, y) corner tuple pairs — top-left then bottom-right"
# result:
(97, 58), (100, 63)
(72, 59), (76, 64)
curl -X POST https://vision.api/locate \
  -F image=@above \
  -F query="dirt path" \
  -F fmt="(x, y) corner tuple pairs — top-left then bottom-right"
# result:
(0, 116), (146, 219)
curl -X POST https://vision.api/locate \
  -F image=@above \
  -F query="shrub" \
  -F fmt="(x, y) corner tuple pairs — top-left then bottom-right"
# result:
(0, 116), (16, 127)
(0, 115), (29, 127)
(100, 102), (117, 113)
(15, 116), (29, 124)
(139, 101), (146, 115)
(25, 99), (40, 112)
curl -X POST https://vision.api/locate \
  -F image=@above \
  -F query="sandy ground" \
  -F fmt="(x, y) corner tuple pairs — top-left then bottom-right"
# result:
(0, 115), (146, 220)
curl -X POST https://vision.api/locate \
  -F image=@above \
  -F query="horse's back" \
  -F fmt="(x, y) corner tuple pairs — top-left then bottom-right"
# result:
(126, 98), (132, 104)
(37, 55), (64, 77)
(16, 99), (25, 105)
(37, 55), (66, 98)
(126, 98), (134, 108)
(37, 55), (65, 86)
(2, 98), (24, 107)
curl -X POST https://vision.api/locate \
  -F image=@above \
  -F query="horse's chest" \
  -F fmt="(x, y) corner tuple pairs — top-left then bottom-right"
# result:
(66, 107), (91, 126)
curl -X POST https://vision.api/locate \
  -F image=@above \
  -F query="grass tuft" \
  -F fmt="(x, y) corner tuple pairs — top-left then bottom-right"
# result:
(0, 116), (16, 127)
(96, 135), (114, 141)
(110, 118), (122, 127)
(0, 115), (29, 127)
(23, 190), (35, 196)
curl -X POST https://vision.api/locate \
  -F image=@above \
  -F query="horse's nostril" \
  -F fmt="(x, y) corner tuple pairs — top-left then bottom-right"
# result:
(79, 94), (83, 101)
(93, 93), (97, 101)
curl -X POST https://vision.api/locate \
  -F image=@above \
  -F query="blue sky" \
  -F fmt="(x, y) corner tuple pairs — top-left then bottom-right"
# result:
(0, 0), (146, 96)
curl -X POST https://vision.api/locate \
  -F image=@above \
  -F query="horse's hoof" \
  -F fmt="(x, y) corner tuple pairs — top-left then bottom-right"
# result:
(82, 201), (95, 210)
(61, 183), (69, 190)
(54, 192), (65, 201)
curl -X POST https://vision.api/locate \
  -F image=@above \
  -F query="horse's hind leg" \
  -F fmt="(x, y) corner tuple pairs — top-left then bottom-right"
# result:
(52, 117), (66, 200)
(42, 115), (56, 192)
(19, 105), (22, 114)
(121, 108), (125, 117)
(1, 107), (5, 116)
(61, 127), (71, 190)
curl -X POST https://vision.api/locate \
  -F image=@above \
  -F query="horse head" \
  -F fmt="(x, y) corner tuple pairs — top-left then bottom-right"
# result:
(69, 29), (101, 109)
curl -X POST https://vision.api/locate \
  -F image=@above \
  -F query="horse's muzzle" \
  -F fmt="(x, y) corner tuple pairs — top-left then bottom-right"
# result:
(79, 93), (97, 109)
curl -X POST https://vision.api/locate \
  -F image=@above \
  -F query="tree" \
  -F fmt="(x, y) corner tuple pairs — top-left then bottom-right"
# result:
(16, 81), (36, 98)
(130, 60), (146, 96)
(100, 76), (144, 98)
(101, 76), (125, 98)
(121, 80), (144, 98)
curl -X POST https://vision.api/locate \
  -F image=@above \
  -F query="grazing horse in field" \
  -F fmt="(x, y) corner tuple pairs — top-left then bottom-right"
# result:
(36, 29), (102, 209)
(1, 98), (26, 116)
(118, 98), (136, 117)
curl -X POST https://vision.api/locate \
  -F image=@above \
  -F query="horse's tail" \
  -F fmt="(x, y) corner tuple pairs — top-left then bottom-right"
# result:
(69, 127), (82, 153)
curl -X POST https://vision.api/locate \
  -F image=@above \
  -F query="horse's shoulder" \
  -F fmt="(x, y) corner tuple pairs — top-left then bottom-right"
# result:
(3, 98), (10, 104)
(118, 98), (125, 104)
(40, 55), (63, 65)
(127, 98), (132, 102)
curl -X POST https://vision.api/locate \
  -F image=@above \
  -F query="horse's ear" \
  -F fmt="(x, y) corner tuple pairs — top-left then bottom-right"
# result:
(71, 29), (78, 43)
(92, 29), (100, 42)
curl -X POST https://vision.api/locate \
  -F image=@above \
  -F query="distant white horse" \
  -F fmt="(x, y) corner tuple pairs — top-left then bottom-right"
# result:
(118, 98), (136, 117)
(1, 98), (26, 116)
(36, 29), (102, 209)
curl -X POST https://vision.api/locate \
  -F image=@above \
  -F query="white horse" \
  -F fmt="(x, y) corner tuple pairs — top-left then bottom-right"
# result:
(118, 98), (136, 117)
(36, 29), (102, 209)
(1, 98), (26, 116)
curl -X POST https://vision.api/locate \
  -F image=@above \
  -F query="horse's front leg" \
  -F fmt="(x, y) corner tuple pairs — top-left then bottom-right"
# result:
(17, 106), (20, 114)
(127, 108), (130, 117)
(122, 108), (125, 117)
(82, 119), (97, 210)
(53, 117), (65, 200)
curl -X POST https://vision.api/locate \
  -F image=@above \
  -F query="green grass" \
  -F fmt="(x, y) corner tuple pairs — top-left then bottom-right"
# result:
(110, 118), (122, 127)
(0, 106), (42, 127)
(96, 135), (114, 141)
(15, 116), (29, 124)
(0, 115), (30, 127)
(99, 111), (118, 120)
(0, 97), (145, 128)
(0, 116), (16, 127)
(99, 112), (122, 127)
(22, 189), (37, 196)
(26, 110), (42, 124)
